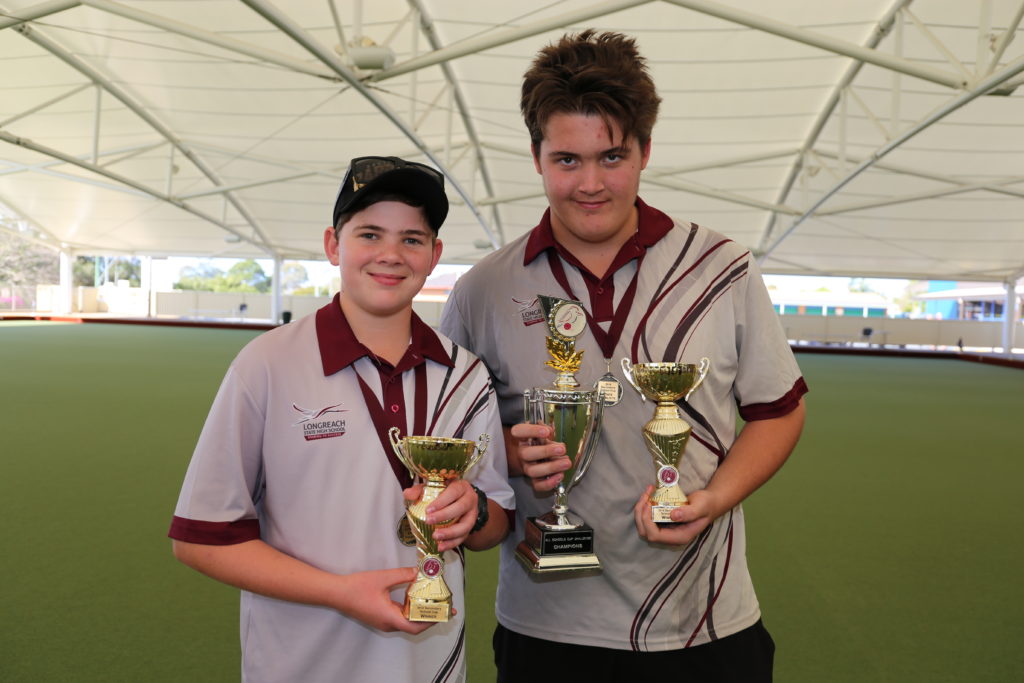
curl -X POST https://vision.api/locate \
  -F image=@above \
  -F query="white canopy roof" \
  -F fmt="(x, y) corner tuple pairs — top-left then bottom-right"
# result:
(2, 0), (1023, 282)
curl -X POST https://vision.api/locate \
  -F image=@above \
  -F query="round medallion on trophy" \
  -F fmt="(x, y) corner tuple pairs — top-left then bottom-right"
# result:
(550, 301), (586, 340)
(421, 556), (443, 578)
(657, 465), (679, 486)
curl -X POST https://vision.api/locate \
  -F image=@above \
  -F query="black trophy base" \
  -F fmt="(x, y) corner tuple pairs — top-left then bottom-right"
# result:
(514, 516), (601, 574)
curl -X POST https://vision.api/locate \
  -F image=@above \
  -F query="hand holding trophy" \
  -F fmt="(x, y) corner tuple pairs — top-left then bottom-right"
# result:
(515, 295), (604, 573)
(388, 428), (489, 621)
(621, 358), (710, 523)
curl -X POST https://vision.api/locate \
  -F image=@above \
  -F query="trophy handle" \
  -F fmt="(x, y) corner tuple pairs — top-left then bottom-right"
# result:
(522, 389), (545, 446)
(466, 433), (489, 475)
(685, 357), (711, 402)
(388, 426), (415, 474)
(620, 358), (644, 400)
(571, 393), (604, 486)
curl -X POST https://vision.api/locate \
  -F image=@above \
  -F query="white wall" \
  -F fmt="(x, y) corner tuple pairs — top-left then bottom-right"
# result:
(25, 289), (1021, 350)
(780, 314), (1006, 350)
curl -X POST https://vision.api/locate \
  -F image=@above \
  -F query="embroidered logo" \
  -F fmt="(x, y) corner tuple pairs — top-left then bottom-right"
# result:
(513, 296), (545, 327)
(292, 403), (348, 441)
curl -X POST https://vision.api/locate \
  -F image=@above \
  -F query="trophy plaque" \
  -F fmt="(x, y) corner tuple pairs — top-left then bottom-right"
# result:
(388, 428), (489, 621)
(515, 295), (604, 573)
(621, 358), (710, 523)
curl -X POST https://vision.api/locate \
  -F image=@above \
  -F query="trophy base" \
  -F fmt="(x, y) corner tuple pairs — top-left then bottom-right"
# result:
(651, 503), (686, 524)
(514, 516), (601, 574)
(404, 596), (451, 623)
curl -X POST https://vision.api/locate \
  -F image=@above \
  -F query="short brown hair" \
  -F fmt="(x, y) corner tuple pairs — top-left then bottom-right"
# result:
(521, 30), (661, 151)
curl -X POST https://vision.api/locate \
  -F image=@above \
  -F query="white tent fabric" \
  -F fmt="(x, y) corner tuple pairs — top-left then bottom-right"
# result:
(1, 0), (1022, 282)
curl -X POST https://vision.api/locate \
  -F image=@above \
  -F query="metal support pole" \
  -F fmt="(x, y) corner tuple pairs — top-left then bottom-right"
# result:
(890, 11), (903, 137)
(140, 255), (152, 318)
(92, 85), (101, 165)
(0, 0), (78, 30)
(272, 255), (283, 324)
(1004, 275), (1021, 356)
(57, 248), (72, 313)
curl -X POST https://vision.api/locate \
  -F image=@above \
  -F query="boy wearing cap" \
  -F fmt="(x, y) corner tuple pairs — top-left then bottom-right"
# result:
(440, 31), (806, 682)
(169, 156), (513, 682)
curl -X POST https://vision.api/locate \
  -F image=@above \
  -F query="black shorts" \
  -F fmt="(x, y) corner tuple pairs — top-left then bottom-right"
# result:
(493, 619), (775, 683)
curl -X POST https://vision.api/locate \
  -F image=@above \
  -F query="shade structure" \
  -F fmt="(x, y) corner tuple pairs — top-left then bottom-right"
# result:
(1, 0), (1023, 282)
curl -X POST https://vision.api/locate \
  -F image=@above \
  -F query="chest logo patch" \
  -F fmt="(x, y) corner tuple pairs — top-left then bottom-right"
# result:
(513, 296), (545, 327)
(292, 403), (348, 441)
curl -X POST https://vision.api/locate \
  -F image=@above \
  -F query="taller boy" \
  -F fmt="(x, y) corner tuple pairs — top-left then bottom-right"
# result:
(441, 31), (807, 681)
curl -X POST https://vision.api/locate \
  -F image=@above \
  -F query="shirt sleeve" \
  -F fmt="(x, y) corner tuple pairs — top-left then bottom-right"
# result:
(168, 359), (266, 544)
(439, 286), (471, 350)
(733, 256), (808, 421)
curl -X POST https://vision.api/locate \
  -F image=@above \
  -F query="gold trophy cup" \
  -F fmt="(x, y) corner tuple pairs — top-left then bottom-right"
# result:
(621, 358), (710, 523)
(515, 295), (604, 573)
(388, 428), (489, 621)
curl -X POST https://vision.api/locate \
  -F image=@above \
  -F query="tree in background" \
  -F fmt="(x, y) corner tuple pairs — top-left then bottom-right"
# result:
(849, 277), (875, 294)
(174, 259), (271, 293)
(174, 262), (223, 291)
(280, 261), (308, 294)
(223, 260), (271, 292)
(73, 255), (142, 287)
(0, 232), (58, 286)
(894, 281), (926, 316)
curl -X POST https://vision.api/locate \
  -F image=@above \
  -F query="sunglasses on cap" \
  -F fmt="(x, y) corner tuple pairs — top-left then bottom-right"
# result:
(332, 155), (448, 232)
(348, 156), (444, 189)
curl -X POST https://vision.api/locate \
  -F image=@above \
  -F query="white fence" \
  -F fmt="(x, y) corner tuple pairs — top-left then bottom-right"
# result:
(19, 285), (1021, 351)
(30, 285), (446, 328)
(780, 314), (1014, 351)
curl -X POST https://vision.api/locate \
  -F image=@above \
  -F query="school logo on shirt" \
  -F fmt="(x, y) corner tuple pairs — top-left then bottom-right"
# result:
(292, 403), (348, 441)
(513, 296), (545, 327)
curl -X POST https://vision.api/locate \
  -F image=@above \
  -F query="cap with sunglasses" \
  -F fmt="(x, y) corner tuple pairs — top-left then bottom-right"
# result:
(332, 156), (449, 233)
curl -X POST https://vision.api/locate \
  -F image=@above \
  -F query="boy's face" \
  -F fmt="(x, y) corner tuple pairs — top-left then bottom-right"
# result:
(533, 111), (651, 253)
(324, 200), (442, 320)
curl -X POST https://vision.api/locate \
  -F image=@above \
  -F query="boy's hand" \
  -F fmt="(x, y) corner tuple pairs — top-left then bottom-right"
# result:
(508, 422), (571, 492)
(428, 480), (479, 552)
(338, 567), (435, 634)
(402, 481), (480, 552)
(632, 485), (717, 546)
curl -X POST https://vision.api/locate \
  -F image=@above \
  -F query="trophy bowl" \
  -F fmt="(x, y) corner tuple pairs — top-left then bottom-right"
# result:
(628, 361), (708, 403)
(388, 428), (489, 621)
(393, 435), (485, 483)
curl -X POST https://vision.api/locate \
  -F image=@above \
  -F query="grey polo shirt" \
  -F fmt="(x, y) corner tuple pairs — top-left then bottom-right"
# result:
(441, 198), (806, 652)
(171, 294), (514, 682)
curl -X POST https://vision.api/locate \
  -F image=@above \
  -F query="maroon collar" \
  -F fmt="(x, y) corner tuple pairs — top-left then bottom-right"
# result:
(523, 197), (674, 278)
(314, 293), (453, 376)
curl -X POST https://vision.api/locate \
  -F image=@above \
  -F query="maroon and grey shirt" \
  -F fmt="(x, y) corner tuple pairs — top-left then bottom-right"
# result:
(441, 198), (807, 652)
(170, 294), (514, 683)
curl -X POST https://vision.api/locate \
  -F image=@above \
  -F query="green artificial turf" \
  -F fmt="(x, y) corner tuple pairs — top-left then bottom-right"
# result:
(1, 324), (1021, 681)
(746, 354), (1024, 682)
(1, 323), (260, 682)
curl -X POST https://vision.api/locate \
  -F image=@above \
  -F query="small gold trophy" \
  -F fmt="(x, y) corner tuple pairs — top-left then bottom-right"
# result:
(388, 428), (489, 621)
(515, 295), (604, 573)
(621, 358), (710, 523)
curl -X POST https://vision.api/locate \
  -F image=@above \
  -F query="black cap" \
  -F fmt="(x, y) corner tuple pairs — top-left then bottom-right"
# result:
(332, 156), (449, 233)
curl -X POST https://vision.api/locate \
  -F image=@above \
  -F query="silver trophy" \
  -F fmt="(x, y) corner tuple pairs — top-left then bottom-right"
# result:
(515, 295), (604, 573)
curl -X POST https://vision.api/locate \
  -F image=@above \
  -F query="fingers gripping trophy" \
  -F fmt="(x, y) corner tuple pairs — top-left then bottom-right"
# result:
(515, 295), (604, 573)
(621, 358), (711, 522)
(388, 428), (489, 622)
